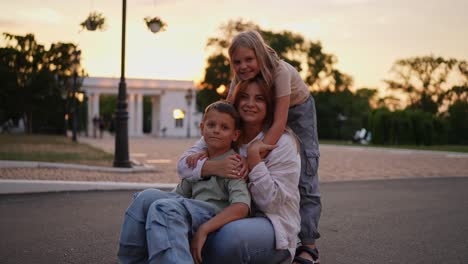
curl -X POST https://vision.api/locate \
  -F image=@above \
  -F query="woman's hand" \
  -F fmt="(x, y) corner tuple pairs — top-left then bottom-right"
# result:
(247, 140), (277, 170)
(186, 150), (208, 168)
(190, 224), (209, 264)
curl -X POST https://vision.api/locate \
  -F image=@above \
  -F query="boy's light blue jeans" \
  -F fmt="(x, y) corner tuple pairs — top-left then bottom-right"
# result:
(117, 189), (217, 264)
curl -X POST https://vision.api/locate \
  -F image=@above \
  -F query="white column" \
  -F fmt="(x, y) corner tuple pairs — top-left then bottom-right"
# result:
(93, 93), (101, 138)
(87, 93), (94, 136)
(93, 93), (100, 117)
(128, 94), (135, 136)
(151, 96), (160, 136)
(136, 94), (143, 136)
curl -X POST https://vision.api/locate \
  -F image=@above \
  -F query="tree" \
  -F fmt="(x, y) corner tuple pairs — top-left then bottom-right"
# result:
(0, 47), (22, 124)
(313, 87), (374, 140)
(1, 33), (46, 133)
(304, 42), (352, 91)
(199, 20), (307, 109)
(47, 42), (85, 135)
(385, 55), (458, 114)
(198, 19), (350, 111)
(0, 33), (85, 134)
(444, 60), (468, 144)
(447, 100), (468, 144)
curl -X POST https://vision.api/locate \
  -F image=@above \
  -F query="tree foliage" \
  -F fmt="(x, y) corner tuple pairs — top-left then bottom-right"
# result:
(0, 33), (85, 134)
(198, 19), (351, 112)
(197, 19), (374, 140)
(314, 87), (376, 140)
(384, 55), (461, 114)
(382, 55), (468, 144)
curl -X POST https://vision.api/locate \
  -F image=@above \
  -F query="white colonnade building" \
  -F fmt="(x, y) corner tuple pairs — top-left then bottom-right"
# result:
(82, 77), (201, 137)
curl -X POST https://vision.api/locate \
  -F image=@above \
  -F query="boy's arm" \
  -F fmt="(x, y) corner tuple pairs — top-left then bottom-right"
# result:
(190, 203), (249, 264)
(262, 95), (289, 151)
(191, 178), (250, 263)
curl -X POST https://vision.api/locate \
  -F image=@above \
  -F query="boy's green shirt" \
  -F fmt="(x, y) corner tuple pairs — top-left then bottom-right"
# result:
(174, 149), (251, 213)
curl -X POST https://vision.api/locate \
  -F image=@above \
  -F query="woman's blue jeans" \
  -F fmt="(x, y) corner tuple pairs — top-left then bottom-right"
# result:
(202, 217), (290, 264)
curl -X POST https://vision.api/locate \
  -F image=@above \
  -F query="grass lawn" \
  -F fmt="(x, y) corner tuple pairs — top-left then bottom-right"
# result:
(320, 139), (468, 153)
(0, 134), (114, 166)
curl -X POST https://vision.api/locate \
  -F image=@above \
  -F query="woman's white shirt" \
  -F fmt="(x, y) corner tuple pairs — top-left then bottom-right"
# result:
(177, 132), (301, 262)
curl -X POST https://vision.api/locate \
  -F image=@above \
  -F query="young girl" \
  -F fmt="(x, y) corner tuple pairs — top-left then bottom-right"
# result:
(226, 30), (321, 263)
(118, 101), (250, 264)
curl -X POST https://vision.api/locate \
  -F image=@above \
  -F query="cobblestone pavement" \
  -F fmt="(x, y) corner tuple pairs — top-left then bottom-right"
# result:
(1, 134), (467, 183)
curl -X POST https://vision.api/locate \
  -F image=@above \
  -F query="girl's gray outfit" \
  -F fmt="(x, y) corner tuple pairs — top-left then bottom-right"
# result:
(287, 95), (321, 244)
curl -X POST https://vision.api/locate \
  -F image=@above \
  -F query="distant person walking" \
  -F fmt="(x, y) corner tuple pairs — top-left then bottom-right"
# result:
(92, 115), (99, 138)
(98, 116), (105, 138)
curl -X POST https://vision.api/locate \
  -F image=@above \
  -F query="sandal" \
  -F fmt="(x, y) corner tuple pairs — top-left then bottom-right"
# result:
(293, 245), (320, 264)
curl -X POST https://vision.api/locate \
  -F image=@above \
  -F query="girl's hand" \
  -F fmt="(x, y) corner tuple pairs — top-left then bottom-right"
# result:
(247, 140), (277, 170)
(191, 225), (209, 264)
(248, 140), (277, 156)
(186, 150), (208, 168)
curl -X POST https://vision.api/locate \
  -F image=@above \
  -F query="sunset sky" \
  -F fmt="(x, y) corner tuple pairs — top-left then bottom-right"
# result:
(1, 0), (467, 92)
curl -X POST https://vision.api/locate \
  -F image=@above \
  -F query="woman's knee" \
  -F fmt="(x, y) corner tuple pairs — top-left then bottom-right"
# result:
(203, 222), (249, 263)
(203, 218), (275, 262)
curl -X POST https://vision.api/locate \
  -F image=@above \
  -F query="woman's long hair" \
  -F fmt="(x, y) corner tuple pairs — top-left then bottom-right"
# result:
(232, 76), (275, 131)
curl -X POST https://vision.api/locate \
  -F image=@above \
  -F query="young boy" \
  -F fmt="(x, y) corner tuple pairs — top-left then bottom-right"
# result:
(117, 101), (250, 264)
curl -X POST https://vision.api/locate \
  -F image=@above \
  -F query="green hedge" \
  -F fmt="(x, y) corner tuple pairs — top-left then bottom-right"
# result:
(369, 108), (451, 145)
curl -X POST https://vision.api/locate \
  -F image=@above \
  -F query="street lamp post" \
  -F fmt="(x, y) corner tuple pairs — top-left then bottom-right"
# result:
(185, 89), (193, 138)
(71, 49), (81, 142)
(113, 0), (131, 168)
(75, 92), (85, 137)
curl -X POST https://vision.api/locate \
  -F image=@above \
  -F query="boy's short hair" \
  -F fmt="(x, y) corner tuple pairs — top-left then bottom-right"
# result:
(203, 100), (241, 130)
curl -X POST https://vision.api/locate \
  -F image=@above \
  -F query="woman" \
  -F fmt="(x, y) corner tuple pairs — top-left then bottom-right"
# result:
(178, 77), (301, 263)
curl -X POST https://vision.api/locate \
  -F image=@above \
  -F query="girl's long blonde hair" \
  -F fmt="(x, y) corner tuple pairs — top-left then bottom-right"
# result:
(228, 30), (280, 89)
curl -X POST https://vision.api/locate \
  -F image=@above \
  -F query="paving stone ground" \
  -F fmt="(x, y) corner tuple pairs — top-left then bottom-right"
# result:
(1, 134), (467, 182)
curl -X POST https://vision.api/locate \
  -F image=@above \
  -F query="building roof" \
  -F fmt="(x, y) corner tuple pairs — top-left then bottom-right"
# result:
(82, 76), (195, 91)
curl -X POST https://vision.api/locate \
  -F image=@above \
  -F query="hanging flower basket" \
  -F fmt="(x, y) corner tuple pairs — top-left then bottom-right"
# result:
(80, 12), (106, 31)
(144, 16), (167, 33)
